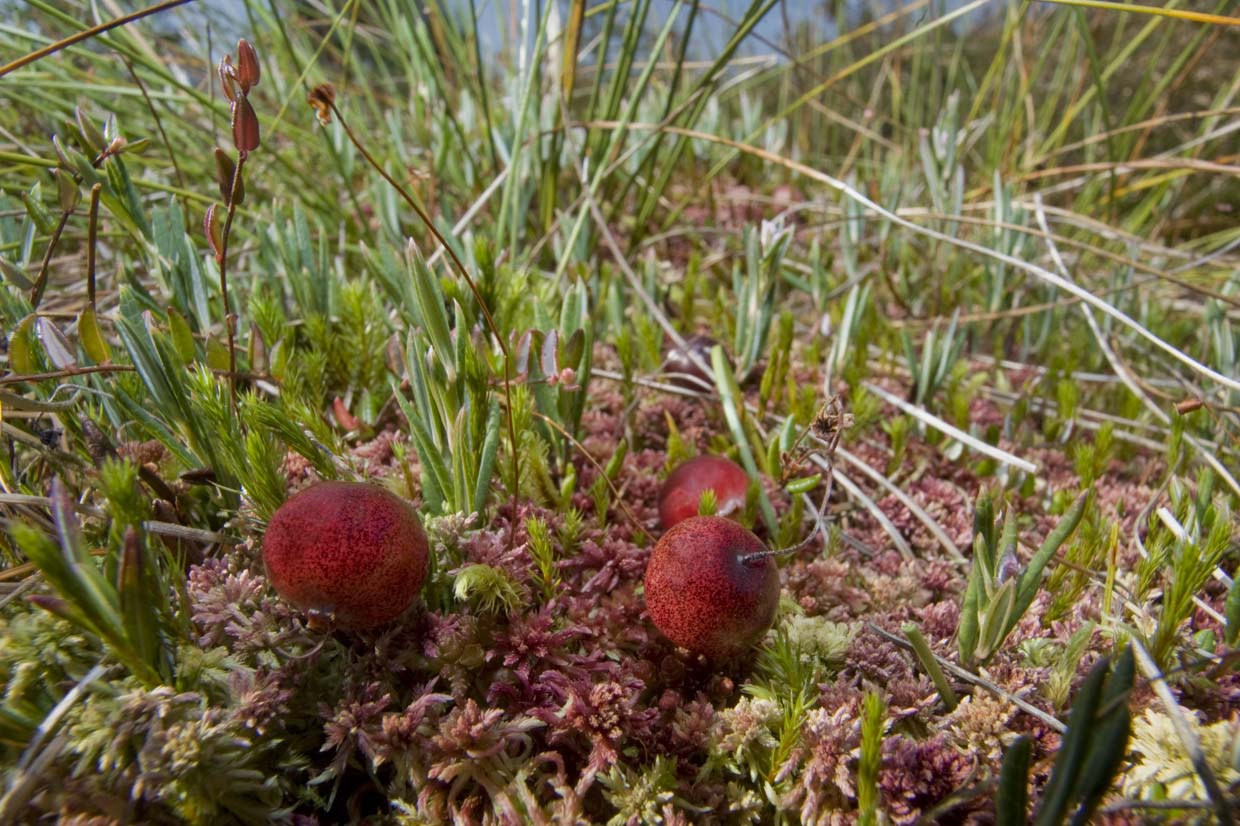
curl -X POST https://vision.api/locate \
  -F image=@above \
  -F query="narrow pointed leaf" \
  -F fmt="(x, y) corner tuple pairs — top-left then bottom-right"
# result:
(50, 478), (86, 566)
(55, 170), (79, 213)
(74, 107), (106, 153)
(1070, 647), (1134, 826)
(995, 736), (1032, 826)
(166, 308), (196, 364)
(1015, 489), (1090, 621)
(21, 185), (53, 235)
(957, 564), (981, 665)
(27, 593), (90, 627)
(1225, 576), (1240, 646)
(560, 328), (585, 370)
(1034, 655), (1110, 826)
(205, 337), (230, 371)
(712, 344), (777, 534)
(117, 527), (159, 670)
(472, 400), (502, 515)
(0, 257), (34, 290)
(408, 247), (456, 379)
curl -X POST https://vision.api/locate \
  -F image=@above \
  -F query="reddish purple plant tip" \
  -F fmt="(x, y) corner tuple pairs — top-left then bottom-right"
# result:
(658, 454), (749, 529)
(644, 516), (779, 659)
(262, 481), (429, 630)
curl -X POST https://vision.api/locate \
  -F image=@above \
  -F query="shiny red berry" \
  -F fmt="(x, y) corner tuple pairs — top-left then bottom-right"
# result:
(658, 455), (749, 529)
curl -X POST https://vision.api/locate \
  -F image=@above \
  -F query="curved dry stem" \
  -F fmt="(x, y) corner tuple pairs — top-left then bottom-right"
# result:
(0, 0), (196, 79)
(1031, 194), (1240, 498)
(575, 119), (1240, 394)
(217, 152), (247, 408)
(530, 411), (648, 543)
(324, 98), (521, 548)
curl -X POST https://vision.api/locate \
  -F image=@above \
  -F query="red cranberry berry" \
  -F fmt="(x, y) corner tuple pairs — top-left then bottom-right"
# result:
(262, 481), (429, 630)
(644, 515), (779, 659)
(658, 454), (750, 529)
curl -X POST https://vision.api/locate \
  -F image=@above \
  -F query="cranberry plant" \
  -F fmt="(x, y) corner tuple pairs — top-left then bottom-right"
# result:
(1, 1), (1238, 824)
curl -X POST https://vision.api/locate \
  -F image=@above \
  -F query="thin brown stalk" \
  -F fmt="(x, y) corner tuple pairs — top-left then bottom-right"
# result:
(120, 56), (187, 198)
(217, 153), (247, 407)
(323, 98), (521, 548)
(29, 210), (73, 310)
(0, 365), (136, 386)
(0, 0), (196, 79)
(1016, 157), (1240, 183)
(531, 411), (648, 543)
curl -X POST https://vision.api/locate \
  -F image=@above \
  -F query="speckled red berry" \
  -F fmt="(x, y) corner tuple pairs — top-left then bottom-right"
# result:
(644, 515), (779, 659)
(262, 481), (429, 630)
(658, 455), (749, 529)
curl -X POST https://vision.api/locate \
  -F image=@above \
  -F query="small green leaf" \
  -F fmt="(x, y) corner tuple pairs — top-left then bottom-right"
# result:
(560, 328), (585, 368)
(118, 137), (150, 155)
(1015, 489), (1090, 623)
(977, 578), (1018, 662)
(958, 563), (982, 666)
(903, 622), (959, 710)
(858, 691), (885, 826)
(9, 316), (38, 374)
(0, 257), (34, 290)
(78, 307), (111, 363)
(75, 106), (106, 153)
(21, 184), (53, 235)
(55, 169), (79, 212)
(1069, 647), (1134, 825)
(472, 400), (502, 516)
(974, 491), (996, 560)
(604, 437), (628, 481)
(785, 474), (821, 495)
(407, 244), (456, 380)
(712, 344), (777, 534)
(392, 380), (449, 513)
(166, 308), (196, 364)
(205, 337), (230, 371)
(27, 593), (90, 627)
